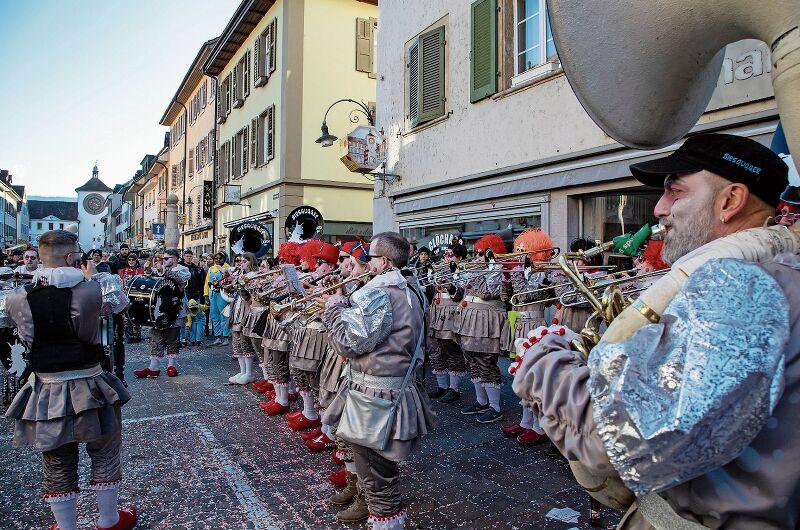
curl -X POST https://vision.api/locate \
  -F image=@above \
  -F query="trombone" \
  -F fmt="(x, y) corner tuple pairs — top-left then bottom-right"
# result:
(273, 271), (373, 327)
(558, 269), (670, 308)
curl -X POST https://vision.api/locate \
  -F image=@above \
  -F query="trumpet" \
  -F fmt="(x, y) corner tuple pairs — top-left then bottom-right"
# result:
(243, 268), (285, 285)
(491, 247), (561, 261)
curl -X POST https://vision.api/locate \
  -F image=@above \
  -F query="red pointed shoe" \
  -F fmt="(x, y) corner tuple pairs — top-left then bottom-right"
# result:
(287, 410), (304, 421)
(288, 414), (321, 431)
(517, 429), (547, 447)
(332, 449), (346, 466)
(300, 427), (323, 441)
(500, 423), (525, 438)
(166, 366), (178, 377)
(253, 380), (268, 391)
(133, 367), (160, 378)
(261, 401), (290, 416)
(262, 390), (276, 401)
(305, 433), (335, 452)
(260, 381), (275, 392)
(93, 507), (138, 530)
(329, 467), (348, 487)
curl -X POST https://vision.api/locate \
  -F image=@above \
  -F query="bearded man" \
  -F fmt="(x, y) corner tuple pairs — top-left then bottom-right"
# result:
(513, 133), (800, 529)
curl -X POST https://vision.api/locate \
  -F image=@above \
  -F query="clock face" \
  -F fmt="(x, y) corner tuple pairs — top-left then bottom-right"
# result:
(83, 193), (104, 215)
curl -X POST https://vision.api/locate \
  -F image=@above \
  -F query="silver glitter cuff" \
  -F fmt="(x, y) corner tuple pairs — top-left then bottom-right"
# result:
(339, 286), (392, 355)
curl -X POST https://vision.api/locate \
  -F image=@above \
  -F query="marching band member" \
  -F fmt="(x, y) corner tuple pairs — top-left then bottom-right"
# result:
(119, 254), (144, 344)
(3, 230), (137, 530)
(286, 241), (338, 432)
(513, 134), (800, 528)
(457, 234), (510, 424)
(204, 252), (231, 346)
(246, 259), (274, 391)
(227, 252), (257, 385)
(260, 242), (302, 416)
(551, 238), (601, 331)
(500, 228), (556, 445)
(321, 232), (436, 530)
(133, 249), (190, 379)
(428, 243), (469, 402)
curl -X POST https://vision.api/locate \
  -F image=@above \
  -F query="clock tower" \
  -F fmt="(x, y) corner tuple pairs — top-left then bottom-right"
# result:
(75, 163), (112, 250)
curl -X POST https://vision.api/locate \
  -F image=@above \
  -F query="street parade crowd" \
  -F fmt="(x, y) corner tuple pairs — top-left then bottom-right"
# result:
(3, 133), (800, 530)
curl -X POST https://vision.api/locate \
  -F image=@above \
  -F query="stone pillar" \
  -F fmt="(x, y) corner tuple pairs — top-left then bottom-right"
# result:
(165, 193), (179, 249)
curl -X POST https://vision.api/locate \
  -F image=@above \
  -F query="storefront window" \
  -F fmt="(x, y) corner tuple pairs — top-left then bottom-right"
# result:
(581, 191), (661, 268)
(401, 215), (541, 255)
(581, 191), (661, 242)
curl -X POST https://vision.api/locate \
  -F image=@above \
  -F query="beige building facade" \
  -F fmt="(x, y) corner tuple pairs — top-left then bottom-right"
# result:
(160, 39), (218, 256)
(204, 0), (377, 258)
(376, 0), (779, 256)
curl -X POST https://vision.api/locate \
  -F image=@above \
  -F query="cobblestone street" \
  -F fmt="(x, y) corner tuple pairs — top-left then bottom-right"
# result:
(1, 338), (621, 529)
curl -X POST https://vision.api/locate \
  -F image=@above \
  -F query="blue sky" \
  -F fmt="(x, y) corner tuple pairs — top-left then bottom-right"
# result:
(0, 0), (234, 196)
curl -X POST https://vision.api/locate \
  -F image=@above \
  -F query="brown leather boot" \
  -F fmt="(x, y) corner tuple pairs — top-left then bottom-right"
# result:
(335, 490), (369, 523)
(327, 471), (359, 506)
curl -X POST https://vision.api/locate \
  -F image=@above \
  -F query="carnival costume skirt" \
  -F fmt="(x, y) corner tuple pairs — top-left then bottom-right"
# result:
(318, 348), (345, 409)
(243, 305), (267, 338)
(323, 379), (438, 462)
(556, 305), (593, 332)
(429, 296), (461, 341)
(457, 299), (511, 354)
(262, 319), (291, 352)
(5, 368), (131, 452)
(289, 322), (327, 372)
(512, 306), (547, 342)
(228, 297), (251, 332)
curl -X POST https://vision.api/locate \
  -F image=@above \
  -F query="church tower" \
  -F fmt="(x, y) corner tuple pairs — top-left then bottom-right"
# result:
(75, 163), (112, 249)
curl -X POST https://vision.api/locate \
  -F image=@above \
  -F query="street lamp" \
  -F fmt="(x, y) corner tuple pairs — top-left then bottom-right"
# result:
(315, 98), (374, 147)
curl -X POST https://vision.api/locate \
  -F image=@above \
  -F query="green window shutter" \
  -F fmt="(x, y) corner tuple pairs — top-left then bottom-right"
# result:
(407, 41), (420, 127)
(417, 26), (446, 124)
(470, 0), (497, 103)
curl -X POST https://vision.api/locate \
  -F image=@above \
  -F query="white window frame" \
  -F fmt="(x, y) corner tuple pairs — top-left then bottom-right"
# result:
(512, 0), (558, 86)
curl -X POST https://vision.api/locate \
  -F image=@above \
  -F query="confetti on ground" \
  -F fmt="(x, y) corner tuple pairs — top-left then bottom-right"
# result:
(546, 507), (582, 523)
(1, 337), (621, 529)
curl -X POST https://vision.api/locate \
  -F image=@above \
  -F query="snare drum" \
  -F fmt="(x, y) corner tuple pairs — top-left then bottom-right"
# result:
(126, 275), (182, 329)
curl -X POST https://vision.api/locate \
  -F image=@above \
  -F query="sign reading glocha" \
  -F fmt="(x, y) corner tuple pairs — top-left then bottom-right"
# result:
(230, 222), (272, 258)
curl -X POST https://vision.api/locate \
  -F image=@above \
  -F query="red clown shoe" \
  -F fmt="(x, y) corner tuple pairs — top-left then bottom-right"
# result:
(300, 427), (323, 441)
(329, 467), (348, 487)
(91, 507), (138, 530)
(288, 414), (321, 431)
(261, 400), (290, 416)
(287, 410), (304, 422)
(517, 429), (547, 446)
(305, 433), (336, 452)
(500, 423), (526, 438)
(133, 367), (159, 378)
(332, 450), (346, 466)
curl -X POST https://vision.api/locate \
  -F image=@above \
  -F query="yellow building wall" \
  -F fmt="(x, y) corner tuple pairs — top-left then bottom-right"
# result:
(300, 0), (378, 186)
(215, 0), (284, 198)
(303, 186), (373, 223)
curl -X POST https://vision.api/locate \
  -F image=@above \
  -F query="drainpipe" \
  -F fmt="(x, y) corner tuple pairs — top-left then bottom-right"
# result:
(174, 97), (189, 251)
(210, 75), (220, 254)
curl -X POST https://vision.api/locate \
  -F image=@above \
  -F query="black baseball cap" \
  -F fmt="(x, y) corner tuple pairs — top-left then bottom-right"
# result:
(630, 133), (789, 207)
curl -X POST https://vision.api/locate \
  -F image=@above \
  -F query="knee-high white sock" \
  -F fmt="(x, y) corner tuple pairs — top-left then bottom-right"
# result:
(300, 391), (319, 419)
(167, 354), (176, 368)
(261, 364), (269, 380)
(435, 373), (449, 389)
(95, 487), (120, 529)
(275, 384), (289, 406)
(524, 406), (545, 434)
(484, 383), (502, 412)
(344, 460), (357, 473)
(321, 422), (332, 438)
(520, 406), (535, 430)
(148, 356), (161, 371)
(448, 372), (462, 390)
(49, 497), (78, 530)
(237, 357), (246, 375)
(243, 356), (254, 377)
(472, 380), (488, 406)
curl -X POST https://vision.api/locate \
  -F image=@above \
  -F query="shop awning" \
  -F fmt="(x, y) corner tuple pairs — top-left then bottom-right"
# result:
(223, 210), (278, 228)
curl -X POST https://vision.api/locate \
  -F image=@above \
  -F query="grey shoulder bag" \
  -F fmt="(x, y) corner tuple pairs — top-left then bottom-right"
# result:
(336, 326), (425, 452)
